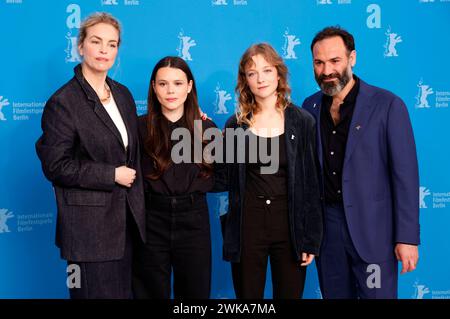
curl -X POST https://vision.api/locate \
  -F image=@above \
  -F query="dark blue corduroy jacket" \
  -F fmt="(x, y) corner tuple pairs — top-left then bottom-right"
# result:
(215, 104), (323, 263)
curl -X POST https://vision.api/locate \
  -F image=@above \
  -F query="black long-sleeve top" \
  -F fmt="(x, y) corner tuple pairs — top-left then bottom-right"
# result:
(138, 115), (217, 195)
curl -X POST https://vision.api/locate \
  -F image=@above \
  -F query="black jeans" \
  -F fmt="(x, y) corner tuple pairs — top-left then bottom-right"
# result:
(231, 193), (306, 299)
(133, 192), (211, 299)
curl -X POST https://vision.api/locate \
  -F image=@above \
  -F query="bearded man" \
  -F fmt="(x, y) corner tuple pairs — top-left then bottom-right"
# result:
(302, 26), (420, 299)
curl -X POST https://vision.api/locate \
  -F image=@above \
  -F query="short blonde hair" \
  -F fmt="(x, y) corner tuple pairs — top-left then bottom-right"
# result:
(78, 12), (121, 47)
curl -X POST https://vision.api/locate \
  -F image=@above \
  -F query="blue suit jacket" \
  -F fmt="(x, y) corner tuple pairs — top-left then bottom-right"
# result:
(302, 79), (420, 263)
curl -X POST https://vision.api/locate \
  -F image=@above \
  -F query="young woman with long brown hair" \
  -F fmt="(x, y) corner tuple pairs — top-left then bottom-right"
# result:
(132, 56), (217, 299)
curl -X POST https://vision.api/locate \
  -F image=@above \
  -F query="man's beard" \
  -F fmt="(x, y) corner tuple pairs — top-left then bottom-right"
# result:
(315, 66), (352, 96)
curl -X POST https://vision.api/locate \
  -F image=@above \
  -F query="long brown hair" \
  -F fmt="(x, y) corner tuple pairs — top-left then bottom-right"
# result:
(144, 56), (212, 180)
(236, 43), (291, 126)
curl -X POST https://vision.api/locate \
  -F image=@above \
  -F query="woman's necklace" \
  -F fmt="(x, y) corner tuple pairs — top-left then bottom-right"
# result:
(100, 83), (111, 103)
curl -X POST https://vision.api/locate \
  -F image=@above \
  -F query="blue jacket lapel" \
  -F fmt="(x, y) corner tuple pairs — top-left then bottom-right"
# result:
(343, 80), (376, 167)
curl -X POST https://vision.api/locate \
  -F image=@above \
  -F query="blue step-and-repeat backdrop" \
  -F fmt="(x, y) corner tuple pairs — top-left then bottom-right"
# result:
(0, 0), (449, 299)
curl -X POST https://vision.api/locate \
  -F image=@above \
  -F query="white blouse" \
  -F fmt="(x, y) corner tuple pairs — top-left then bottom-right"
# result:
(102, 93), (129, 149)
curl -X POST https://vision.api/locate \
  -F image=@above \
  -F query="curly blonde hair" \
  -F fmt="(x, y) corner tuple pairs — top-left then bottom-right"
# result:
(235, 43), (291, 126)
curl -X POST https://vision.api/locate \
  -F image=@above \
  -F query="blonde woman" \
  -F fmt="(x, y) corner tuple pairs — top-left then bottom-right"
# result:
(36, 13), (145, 299)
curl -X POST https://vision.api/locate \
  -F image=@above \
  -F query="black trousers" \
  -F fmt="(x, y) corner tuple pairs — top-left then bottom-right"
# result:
(231, 193), (306, 299)
(67, 211), (135, 299)
(133, 192), (211, 299)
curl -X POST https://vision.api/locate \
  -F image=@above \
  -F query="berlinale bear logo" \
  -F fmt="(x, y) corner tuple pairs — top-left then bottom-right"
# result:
(0, 209), (14, 233)
(102, 0), (119, 5)
(177, 30), (197, 61)
(384, 27), (402, 57)
(416, 80), (434, 109)
(419, 186), (431, 208)
(0, 96), (10, 121)
(213, 84), (232, 115)
(282, 28), (301, 60)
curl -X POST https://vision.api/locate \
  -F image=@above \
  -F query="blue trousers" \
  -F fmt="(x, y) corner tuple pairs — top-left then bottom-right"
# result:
(316, 203), (398, 299)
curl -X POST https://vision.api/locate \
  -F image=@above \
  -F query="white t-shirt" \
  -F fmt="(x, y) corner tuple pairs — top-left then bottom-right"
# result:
(102, 94), (129, 149)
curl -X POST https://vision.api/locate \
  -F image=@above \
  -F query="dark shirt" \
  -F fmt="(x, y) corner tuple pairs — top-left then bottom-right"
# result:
(320, 75), (360, 204)
(138, 115), (217, 196)
(245, 131), (288, 197)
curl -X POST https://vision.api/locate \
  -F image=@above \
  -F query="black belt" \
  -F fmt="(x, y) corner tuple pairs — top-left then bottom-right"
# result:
(145, 192), (206, 212)
(254, 194), (287, 200)
(244, 193), (287, 206)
